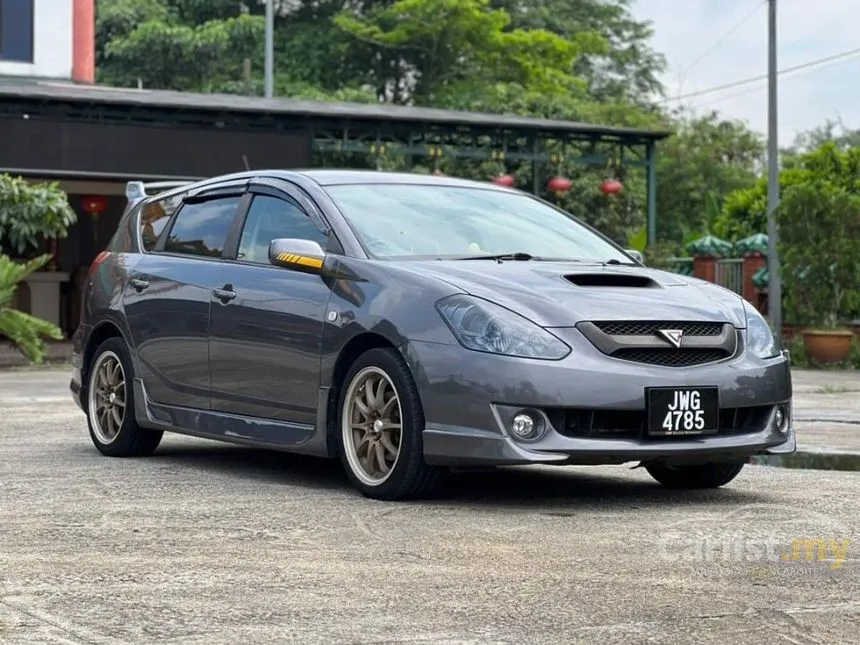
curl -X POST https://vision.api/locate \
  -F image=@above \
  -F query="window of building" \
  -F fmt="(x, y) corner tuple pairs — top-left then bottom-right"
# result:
(162, 196), (242, 259)
(237, 195), (327, 264)
(0, 0), (35, 63)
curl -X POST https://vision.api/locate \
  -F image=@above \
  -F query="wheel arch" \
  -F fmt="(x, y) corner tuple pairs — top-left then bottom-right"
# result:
(324, 332), (415, 457)
(82, 321), (129, 385)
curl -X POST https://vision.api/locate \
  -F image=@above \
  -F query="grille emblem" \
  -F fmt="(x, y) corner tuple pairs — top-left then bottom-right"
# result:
(656, 328), (684, 348)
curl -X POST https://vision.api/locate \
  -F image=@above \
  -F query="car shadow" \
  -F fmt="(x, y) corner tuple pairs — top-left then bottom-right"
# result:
(432, 466), (768, 511)
(146, 442), (352, 492)
(141, 440), (771, 510)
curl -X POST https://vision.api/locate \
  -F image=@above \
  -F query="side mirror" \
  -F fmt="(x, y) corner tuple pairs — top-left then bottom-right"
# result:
(269, 238), (327, 275)
(625, 249), (645, 265)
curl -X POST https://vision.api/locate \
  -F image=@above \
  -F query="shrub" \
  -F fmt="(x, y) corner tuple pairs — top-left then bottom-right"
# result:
(777, 181), (860, 329)
(0, 254), (64, 362)
(0, 174), (77, 259)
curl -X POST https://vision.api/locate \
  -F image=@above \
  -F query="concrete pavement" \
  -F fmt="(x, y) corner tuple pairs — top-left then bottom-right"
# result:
(0, 368), (859, 644)
(789, 370), (860, 458)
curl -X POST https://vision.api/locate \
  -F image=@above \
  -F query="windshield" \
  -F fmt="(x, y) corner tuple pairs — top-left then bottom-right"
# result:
(324, 183), (631, 262)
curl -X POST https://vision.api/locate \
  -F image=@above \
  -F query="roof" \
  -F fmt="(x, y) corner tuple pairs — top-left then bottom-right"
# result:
(0, 79), (671, 141)
(297, 169), (514, 188)
(130, 169), (523, 204)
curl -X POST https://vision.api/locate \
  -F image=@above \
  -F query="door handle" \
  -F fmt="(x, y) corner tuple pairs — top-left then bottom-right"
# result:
(213, 287), (237, 302)
(130, 278), (149, 292)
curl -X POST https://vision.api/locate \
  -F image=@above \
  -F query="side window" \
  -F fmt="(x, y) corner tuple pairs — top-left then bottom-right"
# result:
(163, 196), (242, 258)
(237, 194), (327, 264)
(139, 193), (183, 252)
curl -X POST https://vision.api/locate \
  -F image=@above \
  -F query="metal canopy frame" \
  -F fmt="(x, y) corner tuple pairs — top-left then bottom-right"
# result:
(0, 81), (670, 245)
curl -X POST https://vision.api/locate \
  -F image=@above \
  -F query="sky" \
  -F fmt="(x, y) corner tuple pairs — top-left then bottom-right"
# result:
(630, 0), (859, 145)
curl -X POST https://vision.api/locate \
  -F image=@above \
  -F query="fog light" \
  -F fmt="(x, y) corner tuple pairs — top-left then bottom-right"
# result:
(510, 409), (544, 440)
(775, 405), (789, 434)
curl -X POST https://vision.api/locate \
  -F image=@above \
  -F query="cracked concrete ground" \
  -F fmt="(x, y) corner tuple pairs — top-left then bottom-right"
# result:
(1, 369), (859, 644)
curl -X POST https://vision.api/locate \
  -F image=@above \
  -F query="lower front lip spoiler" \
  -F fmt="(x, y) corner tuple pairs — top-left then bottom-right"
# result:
(422, 424), (794, 467)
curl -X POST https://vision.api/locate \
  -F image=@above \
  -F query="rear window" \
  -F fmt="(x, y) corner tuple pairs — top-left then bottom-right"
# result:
(139, 193), (183, 252)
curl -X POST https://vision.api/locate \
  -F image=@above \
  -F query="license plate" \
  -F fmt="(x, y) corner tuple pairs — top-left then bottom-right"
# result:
(646, 387), (719, 436)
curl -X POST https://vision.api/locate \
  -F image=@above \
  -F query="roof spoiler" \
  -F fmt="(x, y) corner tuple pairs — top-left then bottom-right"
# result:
(125, 180), (196, 203)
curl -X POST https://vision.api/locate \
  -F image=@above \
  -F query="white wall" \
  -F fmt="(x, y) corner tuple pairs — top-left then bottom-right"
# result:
(0, 1), (73, 80)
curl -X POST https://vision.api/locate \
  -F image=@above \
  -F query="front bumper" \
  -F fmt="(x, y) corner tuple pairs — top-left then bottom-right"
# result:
(405, 327), (794, 467)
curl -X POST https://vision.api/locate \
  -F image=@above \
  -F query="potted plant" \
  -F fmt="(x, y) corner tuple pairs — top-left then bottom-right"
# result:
(0, 173), (77, 261)
(0, 173), (76, 361)
(0, 254), (63, 363)
(778, 178), (859, 364)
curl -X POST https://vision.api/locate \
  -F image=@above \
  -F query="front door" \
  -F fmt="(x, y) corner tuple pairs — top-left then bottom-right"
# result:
(123, 191), (245, 410)
(208, 185), (334, 425)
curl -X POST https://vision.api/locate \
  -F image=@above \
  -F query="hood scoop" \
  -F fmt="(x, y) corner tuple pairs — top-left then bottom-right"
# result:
(563, 273), (658, 288)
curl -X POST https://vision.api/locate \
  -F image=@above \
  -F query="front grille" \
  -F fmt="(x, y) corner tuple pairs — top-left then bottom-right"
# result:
(613, 348), (730, 367)
(577, 320), (737, 367)
(594, 321), (725, 336)
(552, 405), (773, 439)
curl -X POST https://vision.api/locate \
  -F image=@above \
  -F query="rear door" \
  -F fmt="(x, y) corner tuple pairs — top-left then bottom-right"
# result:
(123, 184), (248, 410)
(208, 179), (336, 425)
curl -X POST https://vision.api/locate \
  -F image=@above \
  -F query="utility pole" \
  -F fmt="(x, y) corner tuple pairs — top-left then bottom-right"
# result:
(766, 0), (781, 343)
(264, 0), (274, 99)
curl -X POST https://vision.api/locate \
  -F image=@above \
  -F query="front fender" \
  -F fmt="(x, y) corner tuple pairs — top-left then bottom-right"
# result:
(318, 257), (463, 387)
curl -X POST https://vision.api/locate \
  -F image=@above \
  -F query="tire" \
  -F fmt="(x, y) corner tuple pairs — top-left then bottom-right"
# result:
(645, 460), (745, 489)
(336, 347), (439, 500)
(85, 337), (163, 457)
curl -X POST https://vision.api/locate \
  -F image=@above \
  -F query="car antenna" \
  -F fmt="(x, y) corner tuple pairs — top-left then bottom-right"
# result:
(242, 154), (251, 171)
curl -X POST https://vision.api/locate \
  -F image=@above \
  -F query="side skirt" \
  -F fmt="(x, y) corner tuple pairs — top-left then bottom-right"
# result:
(132, 378), (331, 456)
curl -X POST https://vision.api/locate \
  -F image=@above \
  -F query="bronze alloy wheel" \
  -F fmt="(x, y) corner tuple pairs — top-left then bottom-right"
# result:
(341, 366), (404, 487)
(87, 350), (127, 445)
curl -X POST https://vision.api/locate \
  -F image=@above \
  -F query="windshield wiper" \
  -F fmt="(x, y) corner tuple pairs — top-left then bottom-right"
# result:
(454, 252), (537, 262)
(446, 253), (592, 263)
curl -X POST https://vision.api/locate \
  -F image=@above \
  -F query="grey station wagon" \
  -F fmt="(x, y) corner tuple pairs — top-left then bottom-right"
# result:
(70, 170), (794, 500)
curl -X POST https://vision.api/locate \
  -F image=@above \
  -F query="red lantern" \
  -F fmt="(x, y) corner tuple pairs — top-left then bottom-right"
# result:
(492, 174), (515, 187)
(81, 195), (108, 215)
(547, 176), (572, 194)
(81, 195), (108, 245)
(600, 179), (623, 195)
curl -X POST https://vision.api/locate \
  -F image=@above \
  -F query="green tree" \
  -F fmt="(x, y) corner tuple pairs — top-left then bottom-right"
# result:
(717, 142), (860, 326)
(656, 110), (764, 247)
(96, 0), (375, 98)
(785, 118), (860, 155)
(491, 0), (667, 104)
(778, 178), (860, 328)
(332, 0), (598, 104)
(95, 0), (175, 72)
(162, 0), (256, 24)
(715, 141), (860, 243)
(100, 13), (266, 90)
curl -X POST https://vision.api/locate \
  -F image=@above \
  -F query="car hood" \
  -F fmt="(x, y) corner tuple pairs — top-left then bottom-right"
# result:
(403, 260), (748, 328)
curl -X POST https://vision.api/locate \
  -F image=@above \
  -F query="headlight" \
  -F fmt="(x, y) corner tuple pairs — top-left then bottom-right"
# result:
(744, 301), (779, 358)
(435, 294), (570, 360)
